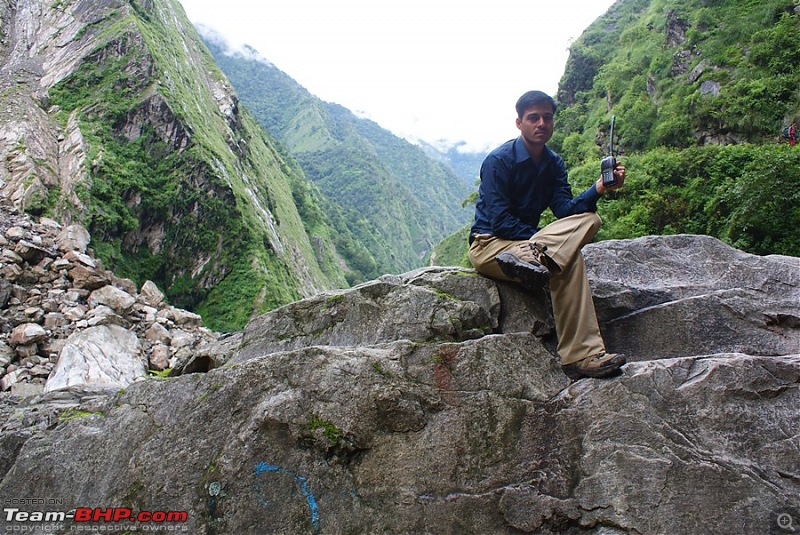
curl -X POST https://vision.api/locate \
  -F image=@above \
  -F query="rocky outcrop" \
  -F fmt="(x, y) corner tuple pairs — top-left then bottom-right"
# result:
(586, 234), (800, 359)
(233, 267), (552, 363)
(0, 232), (797, 534)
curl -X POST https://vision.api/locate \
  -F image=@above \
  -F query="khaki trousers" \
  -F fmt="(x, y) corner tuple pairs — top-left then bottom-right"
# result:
(468, 212), (605, 365)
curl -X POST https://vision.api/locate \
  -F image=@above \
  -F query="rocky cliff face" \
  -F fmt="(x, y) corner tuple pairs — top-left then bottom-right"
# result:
(0, 0), (347, 332)
(0, 228), (797, 534)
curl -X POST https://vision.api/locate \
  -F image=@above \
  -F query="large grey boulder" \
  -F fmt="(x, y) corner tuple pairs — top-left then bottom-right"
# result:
(0, 235), (798, 534)
(585, 234), (800, 359)
(235, 234), (799, 366)
(233, 267), (552, 364)
(1, 341), (796, 534)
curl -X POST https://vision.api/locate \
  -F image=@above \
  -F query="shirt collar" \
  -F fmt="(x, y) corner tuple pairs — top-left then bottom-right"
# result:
(513, 136), (554, 166)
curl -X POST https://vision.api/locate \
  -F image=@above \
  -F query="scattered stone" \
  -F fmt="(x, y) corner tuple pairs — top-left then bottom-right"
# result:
(0, 341), (13, 366)
(148, 343), (169, 371)
(0, 196), (220, 394)
(5, 226), (25, 240)
(170, 308), (202, 327)
(85, 305), (128, 328)
(10, 382), (43, 397)
(68, 264), (108, 290)
(139, 280), (165, 307)
(88, 285), (136, 315)
(1, 248), (23, 263)
(56, 224), (90, 253)
(145, 322), (171, 344)
(9, 323), (46, 346)
(169, 329), (194, 349)
(14, 240), (48, 263)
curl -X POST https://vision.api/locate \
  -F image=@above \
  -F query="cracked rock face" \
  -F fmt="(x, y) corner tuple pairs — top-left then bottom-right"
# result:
(585, 234), (800, 359)
(0, 234), (797, 534)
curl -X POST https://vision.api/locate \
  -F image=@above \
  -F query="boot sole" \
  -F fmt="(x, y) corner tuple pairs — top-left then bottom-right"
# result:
(496, 252), (550, 291)
(562, 356), (626, 380)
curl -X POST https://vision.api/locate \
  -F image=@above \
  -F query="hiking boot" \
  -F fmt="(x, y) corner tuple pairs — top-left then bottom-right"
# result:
(562, 352), (626, 380)
(495, 242), (551, 291)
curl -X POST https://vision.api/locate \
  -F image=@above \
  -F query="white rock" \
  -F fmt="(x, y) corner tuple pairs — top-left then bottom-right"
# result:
(169, 329), (194, 349)
(45, 325), (144, 392)
(63, 250), (96, 268)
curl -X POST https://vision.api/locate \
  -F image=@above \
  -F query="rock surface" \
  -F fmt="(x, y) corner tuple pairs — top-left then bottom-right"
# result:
(586, 235), (800, 359)
(0, 227), (797, 534)
(44, 325), (143, 392)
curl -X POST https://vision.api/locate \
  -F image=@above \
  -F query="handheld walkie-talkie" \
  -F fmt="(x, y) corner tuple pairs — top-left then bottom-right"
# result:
(601, 115), (617, 187)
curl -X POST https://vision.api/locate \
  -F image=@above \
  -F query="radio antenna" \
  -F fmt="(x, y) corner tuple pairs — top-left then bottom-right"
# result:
(608, 115), (616, 158)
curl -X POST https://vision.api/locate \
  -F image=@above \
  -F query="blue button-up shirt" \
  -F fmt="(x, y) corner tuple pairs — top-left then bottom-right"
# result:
(470, 137), (601, 241)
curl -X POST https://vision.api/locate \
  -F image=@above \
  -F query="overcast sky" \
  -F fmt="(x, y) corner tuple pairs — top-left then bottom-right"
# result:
(179, 0), (617, 153)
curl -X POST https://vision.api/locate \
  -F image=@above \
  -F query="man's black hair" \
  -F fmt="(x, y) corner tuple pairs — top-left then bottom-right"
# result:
(515, 90), (557, 118)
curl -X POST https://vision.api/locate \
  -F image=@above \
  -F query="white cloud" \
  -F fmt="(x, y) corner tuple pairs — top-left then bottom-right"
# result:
(179, 0), (617, 152)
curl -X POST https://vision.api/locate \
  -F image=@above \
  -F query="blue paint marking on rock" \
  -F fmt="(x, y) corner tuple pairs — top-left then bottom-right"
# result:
(254, 461), (320, 534)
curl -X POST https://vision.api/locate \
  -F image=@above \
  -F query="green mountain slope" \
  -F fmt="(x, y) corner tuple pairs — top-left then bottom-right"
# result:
(552, 0), (800, 256)
(200, 32), (474, 276)
(2, 0), (349, 331)
(432, 0), (800, 266)
(555, 0), (800, 156)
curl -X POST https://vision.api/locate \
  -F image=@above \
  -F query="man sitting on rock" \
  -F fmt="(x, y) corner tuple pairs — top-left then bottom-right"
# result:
(468, 90), (626, 380)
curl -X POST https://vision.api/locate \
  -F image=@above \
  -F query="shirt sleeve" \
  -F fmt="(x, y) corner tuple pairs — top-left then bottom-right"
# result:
(548, 158), (602, 219)
(479, 155), (539, 239)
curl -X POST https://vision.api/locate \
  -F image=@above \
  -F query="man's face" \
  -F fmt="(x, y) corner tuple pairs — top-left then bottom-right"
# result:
(516, 103), (555, 149)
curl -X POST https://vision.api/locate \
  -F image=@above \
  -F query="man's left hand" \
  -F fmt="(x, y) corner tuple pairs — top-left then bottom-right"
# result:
(596, 163), (626, 195)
